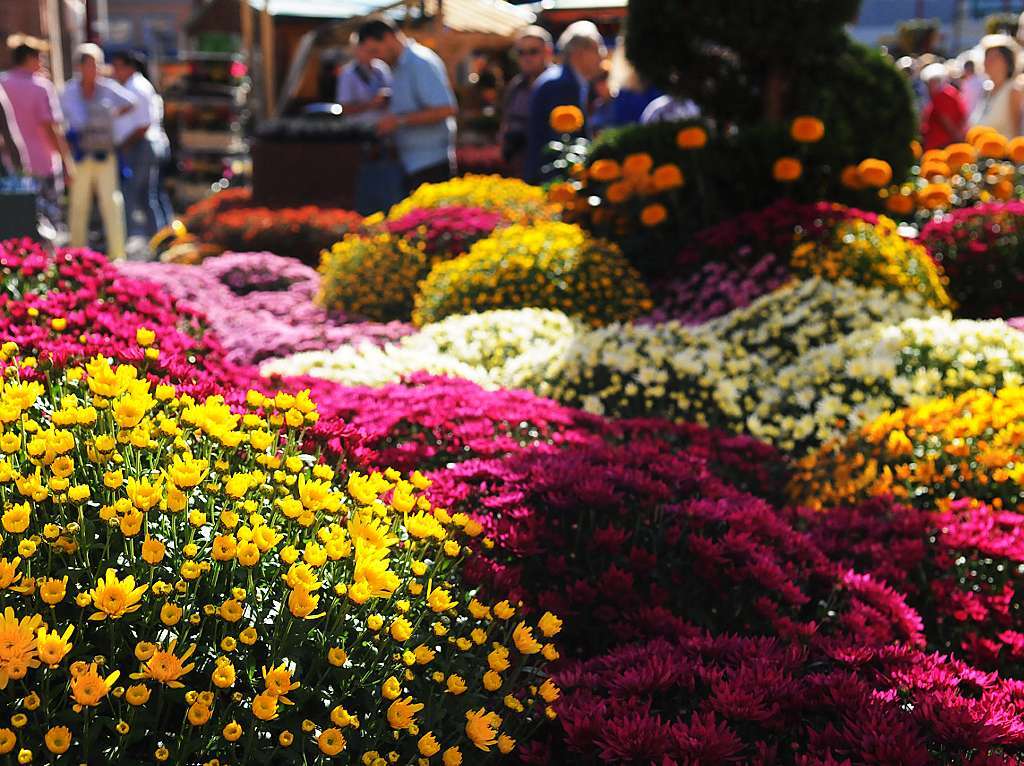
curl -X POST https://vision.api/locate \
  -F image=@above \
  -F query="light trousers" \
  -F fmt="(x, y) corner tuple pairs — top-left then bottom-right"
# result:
(68, 154), (126, 261)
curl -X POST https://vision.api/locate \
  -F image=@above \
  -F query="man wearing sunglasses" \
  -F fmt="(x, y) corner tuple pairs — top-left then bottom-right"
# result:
(500, 26), (553, 179)
(525, 20), (606, 183)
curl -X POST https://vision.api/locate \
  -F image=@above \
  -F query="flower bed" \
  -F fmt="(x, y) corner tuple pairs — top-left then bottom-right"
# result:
(790, 215), (953, 309)
(262, 309), (580, 392)
(119, 252), (413, 366)
(0, 249), (560, 763)
(800, 496), (1024, 677)
(751, 316), (1024, 454)
(269, 280), (937, 432)
(317, 207), (505, 323)
(643, 254), (791, 325)
(384, 206), (505, 260)
(387, 175), (554, 223)
(539, 278), (935, 426)
(790, 386), (1024, 511)
(173, 189), (363, 266)
(674, 199), (879, 274)
(919, 201), (1024, 319)
(413, 222), (652, 328)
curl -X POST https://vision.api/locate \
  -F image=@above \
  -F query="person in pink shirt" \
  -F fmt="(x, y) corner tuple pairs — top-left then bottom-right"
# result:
(0, 35), (74, 224)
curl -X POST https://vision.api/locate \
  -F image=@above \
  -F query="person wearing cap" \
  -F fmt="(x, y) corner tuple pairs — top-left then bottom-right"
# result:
(921, 62), (967, 150)
(111, 50), (172, 239)
(61, 43), (138, 261)
(0, 35), (74, 224)
(499, 26), (553, 178)
(525, 20), (606, 183)
(969, 34), (1023, 139)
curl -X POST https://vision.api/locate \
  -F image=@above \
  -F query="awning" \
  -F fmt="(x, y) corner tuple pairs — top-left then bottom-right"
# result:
(245, 0), (393, 18)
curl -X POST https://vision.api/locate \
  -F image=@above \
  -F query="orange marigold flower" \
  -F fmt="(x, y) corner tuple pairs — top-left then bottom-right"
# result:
(944, 142), (977, 169)
(640, 203), (668, 227)
(840, 165), (864, 189)
(621, 153), (654, 178)
(588, 159), (621, 182)
(651, 163), (684, 191)
(919, 182), (953, 210)
(549, 105), (584, 134)
(885, 192), (915, 216)
(790, 115), (825, 143)
(967, 124), (997, 144)
(546, 183), (576, 206)
(1009, 136), (1024, 164)
(857, 158), (892, 187)
(773, 157), (802, 182)
(676, 125), (707, 149)
(977, 132), (1008, 158)
(605, 180), (632, 205)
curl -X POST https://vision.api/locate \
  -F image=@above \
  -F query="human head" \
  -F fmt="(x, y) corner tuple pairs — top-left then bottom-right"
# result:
(345, 33), (369, 67)
(77, 43), (104, 84)
(7, 34), (47, 72)
(513, 25), (553, 79)
(557, 20), (606, 81)
(982, 34), (1018, 84)
(920, 61), (948, 94)
(356, 17), (404, 67)
(110, 50), (138, 84)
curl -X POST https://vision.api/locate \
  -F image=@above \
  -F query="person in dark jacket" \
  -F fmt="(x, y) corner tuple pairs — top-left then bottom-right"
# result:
(524, 20), (606, 182)
(499, 26), (553, 178)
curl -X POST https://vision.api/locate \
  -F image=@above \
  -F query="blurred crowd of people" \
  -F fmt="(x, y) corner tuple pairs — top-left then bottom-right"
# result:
(337, 18), (696, 187)
(0, 35), (171, 259)
(905, 15), (1024, 151)
(0, 17), (687, 255)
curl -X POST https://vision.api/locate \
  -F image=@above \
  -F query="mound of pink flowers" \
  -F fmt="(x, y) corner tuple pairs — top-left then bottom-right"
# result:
(118, 252), (413, 366)
(384, 205), (505, 259)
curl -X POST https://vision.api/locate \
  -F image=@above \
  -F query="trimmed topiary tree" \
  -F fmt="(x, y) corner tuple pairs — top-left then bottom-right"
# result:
(567, 0), (917, 271)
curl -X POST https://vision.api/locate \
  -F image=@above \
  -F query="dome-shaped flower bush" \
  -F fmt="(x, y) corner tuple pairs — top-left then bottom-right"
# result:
(0, 350), (556, 764)
(262, 309), (579, 392)
(752, 317), (1024, 454)
(644, 254), (791, 324)
(919, 201), (1024, 319)
(412, 222), (653, 327)
(118, 253), (414, 367)
(790, 215), (953, 309)
(791, 386), (1024, 511)
(538, 278), (935, 426)
(317, 207), (508, 323)
(674, 199), (878, 274)
(318, 232), (433, 322)
(387, 175), (554, 223)
(384, 206), (505, 261)
(800, 496), (1024, 677)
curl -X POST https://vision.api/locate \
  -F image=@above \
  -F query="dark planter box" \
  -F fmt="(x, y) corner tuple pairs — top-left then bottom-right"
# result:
(251, 138), (364, 209)
(0, 191), (37, 239)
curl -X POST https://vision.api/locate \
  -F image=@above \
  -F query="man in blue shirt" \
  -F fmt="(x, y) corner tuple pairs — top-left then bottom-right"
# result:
(357, 18), (457, 192)
(525, 20), (606, 183)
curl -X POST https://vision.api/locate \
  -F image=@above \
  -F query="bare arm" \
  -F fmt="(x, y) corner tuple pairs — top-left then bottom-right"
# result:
(378, 105), (455, 135)
(42, 121), (73, 179)
(401, 105), (456, 126)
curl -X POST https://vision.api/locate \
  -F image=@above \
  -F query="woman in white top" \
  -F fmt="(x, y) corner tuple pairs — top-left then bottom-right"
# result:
(970, 35), (1023, 138)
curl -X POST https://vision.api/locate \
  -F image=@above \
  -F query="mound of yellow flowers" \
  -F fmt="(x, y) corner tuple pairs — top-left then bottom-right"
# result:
(790, 386), (1024, 513)
(790, 216), (953, 311)
(413, 221), (652, 327)
(0, 347), (558, 764)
